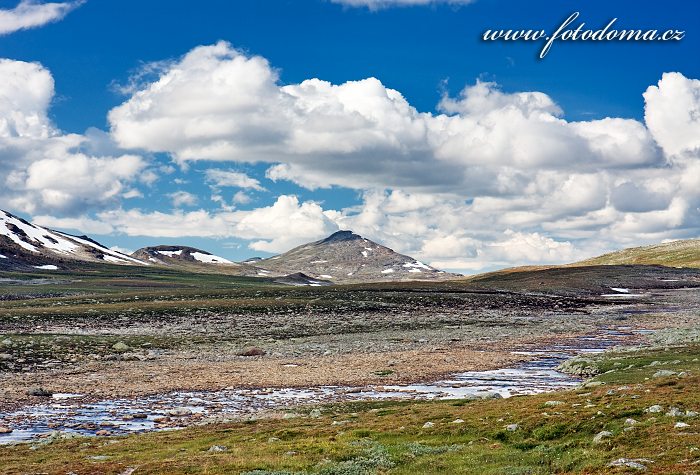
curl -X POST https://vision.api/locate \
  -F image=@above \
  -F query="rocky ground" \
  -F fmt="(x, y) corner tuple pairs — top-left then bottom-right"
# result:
(1, 268), (699, 411)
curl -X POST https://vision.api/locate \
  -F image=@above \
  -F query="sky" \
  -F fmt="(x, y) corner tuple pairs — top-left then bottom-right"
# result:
(0, 0), (699, 273)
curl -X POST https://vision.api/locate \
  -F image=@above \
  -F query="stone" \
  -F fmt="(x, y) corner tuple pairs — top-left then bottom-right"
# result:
(0, 426), (13, 434)
(652, 370), (676, 378)
(422, 422), (435, 428)
(451, 419), (465, 424)
(506, 423), (519, 432)
(208, 445), (228, 452)
(95, 430), (111, 436)
(608, 458), (649, 471)
(645, 405), (663, 413)
(624, 418), (638, 426)
(0, 353), (13, 361)
(685, 411), (698, 418)
(166, 407), (192, 417)
(666, 407), (683, 417)
(675, 422), (690, 429)
(593, 430), (613, 444)
(309, 409), (322, 418)
(26, 387), (53, 397)
(111, 342), (130, 351)
(238, 347), (265, 357)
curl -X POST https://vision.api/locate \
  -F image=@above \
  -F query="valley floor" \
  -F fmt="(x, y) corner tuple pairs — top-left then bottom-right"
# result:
(0, 266), (699, 473)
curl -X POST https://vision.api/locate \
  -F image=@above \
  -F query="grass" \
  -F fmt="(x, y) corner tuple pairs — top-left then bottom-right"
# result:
(575, 238), (700, 268)
(1, 344), (699, 474)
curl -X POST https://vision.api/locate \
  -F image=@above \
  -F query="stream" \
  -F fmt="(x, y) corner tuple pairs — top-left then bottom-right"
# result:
(0, 325), (649, 444)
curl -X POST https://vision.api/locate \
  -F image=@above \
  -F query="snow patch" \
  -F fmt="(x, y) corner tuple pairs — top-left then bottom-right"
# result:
(408, 268), (421, 273)
(191, 252), (232, 264)
(0, 253), (6, 259)
(381, 268), (395, 274)
(403, 261), (431, 270)
(610, 287), (630, 293)
(361, 251), (368, 258)
(310, 260), (328, 264)
(33, 265), (58, 270)
(319, 274), (333, 279)
(157, 250), (183, 257)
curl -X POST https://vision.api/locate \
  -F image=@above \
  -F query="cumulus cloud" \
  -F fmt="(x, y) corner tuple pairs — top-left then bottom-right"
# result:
(0, 0), (83, 36)
(102, 43), (700, 271)
(108, 42), (662, 197)
(97, 195), (339, 253)
(644, 72), (700, 158)
(168, 190), (198, 207)
(0, 58), (148, 216)
(205, 169), (264, 190)
(5, 42), (700, 272)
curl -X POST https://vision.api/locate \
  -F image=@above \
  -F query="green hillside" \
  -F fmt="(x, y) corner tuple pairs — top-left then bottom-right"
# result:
(576, 239), (700, 268)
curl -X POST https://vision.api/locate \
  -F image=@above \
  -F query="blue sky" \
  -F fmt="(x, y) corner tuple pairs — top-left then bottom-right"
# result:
(0, 0), (699, 272)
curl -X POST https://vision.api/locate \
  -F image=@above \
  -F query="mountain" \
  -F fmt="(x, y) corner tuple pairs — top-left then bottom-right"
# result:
(0, 210), (142, 270)
(1, 210), (457, 284)
(574, 239), (700, 269)
(255, 230), (457, 283)
(132, 245), (235, 265)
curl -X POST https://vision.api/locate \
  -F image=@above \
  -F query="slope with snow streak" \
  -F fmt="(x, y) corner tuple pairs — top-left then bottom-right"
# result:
(0, 210), (142, 266)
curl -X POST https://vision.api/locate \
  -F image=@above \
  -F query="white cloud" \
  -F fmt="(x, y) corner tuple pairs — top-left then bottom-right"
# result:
(168, 190), (198, 207)
(0, 58), (148, 216)
(330, 0), (474, 9)
(0, 0), (83, 36)
(108, 43), (662, 198)
(6, 43), (700, 273)
(644, 72), (700, 158)
(103, 43), (700, 272)
(97, 195), (339, 254)
(205, 169), (264, 190)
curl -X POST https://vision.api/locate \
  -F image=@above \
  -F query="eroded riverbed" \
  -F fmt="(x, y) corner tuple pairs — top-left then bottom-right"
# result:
(0, 325), (649, 444)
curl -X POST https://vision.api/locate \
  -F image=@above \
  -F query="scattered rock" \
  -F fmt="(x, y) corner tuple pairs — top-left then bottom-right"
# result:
(309, 409), (322, 418)
(645, 405), (663, 413)
(0, 353), (13, 361)
(166, 407), (192, 417)
(666, 407), (683, 417)
(26, 387), (53, 397)
(593, 430), (613, 444)
(112, 342), (130, 352)
(422, 422), (435, 429)
(675, 422), (690, 429)
(608, 458), (649, 471)
(238, 347), (265, 357)
(624, 418), (638, 426)
(0, 426), (13, 434)
(472, 391), (501, 400)
(208, 445), (228, 452)
(506, 424), (519, 432)
(451, 419), (465, 424)
(652, 370), (676, 378)
(95, 430), (111, 436)
(686, 410), (698, 418)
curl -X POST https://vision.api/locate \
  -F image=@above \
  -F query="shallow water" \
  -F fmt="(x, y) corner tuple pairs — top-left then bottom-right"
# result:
(0, 326), (646, 444)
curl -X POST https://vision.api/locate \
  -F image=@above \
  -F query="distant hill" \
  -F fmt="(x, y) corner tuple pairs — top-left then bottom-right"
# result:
(131, 245), (266, 277)
(574, 239), (700, 269)
(255, 230), (458, 283)
(0, 210), (142, 270)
